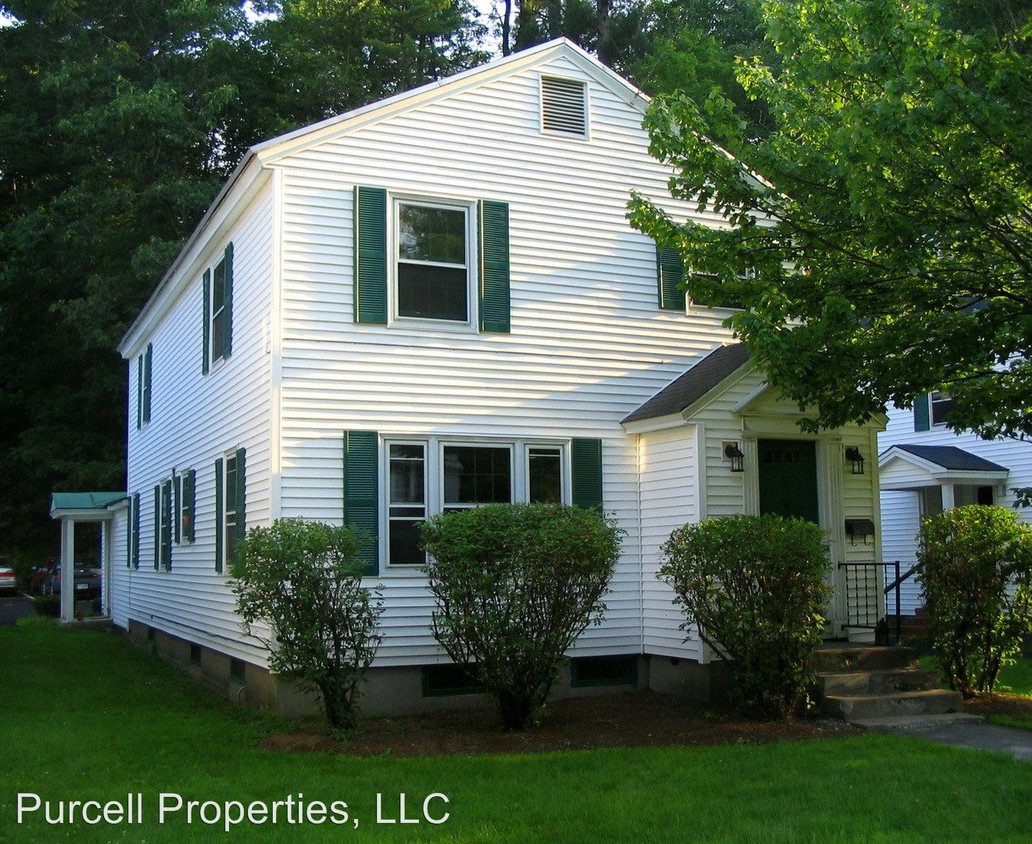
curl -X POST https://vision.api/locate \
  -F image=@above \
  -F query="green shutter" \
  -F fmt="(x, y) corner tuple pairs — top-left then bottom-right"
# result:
(479, 200), (511, 333)
(183, 469), (195, 543)
(202, 270), (211, 375)
(136, 356), (143, 429)
(914, 393), (931, 431)
(153, 485), (160, 570)
(132, 493), (141, 570)
(354, 186), (388, 324)
(223, 242), (234, 358)
(657, 246), (686, 311)
(343, 430), (379, 575)
(214, 458), (224, 573)
(571, 438), (603, 510)
(143, 343), (152, 423)
(235, 447), (246, 548)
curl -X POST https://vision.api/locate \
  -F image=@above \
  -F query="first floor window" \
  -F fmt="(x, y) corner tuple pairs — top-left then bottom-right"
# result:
(442, 445), (512, 511)
(384, 439), (567, 567)
(225, 452), (239, 565)
(156, 479), (172, 571)
(388, 443), (427, 566)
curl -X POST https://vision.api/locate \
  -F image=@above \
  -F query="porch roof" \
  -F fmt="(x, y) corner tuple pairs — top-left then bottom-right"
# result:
(50, 491), (126, 520)
(622, 343), (751, 425)
(878, 445), (1009, 491)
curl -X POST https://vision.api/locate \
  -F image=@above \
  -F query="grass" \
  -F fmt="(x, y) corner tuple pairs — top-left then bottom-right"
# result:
(2, 625), (1032, 843)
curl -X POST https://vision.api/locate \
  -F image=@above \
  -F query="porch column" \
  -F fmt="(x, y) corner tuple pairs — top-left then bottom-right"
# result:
(60, 518), (75, 623)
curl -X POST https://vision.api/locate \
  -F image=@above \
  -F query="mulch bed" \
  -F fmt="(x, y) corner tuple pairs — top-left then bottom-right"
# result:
(964, 692), (1032, 721)
(259, 690), (861, 757)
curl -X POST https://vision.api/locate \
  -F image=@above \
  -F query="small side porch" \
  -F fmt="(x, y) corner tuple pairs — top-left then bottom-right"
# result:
(49, 492), (126, 623)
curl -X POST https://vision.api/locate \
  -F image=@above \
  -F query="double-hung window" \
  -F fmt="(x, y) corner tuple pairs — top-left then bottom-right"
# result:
(395, 200), (472, 323)
(202, 243), (233, 373)
(387, 443), (427, 567)
(215, 448), (246, 573)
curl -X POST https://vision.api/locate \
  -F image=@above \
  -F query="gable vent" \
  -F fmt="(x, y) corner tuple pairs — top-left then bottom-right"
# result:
(541, 76), (588, 137)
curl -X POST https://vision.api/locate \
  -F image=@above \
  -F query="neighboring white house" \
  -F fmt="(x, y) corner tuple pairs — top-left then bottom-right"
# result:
(64, 39), (888, 715)
(879, 395), (1032, 615)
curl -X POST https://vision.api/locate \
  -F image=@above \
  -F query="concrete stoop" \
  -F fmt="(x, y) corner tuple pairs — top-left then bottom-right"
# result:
(816, 646), (963, 724)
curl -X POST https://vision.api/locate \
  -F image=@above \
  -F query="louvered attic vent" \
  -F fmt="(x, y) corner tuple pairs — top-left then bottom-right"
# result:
(541, 76), (588, 137)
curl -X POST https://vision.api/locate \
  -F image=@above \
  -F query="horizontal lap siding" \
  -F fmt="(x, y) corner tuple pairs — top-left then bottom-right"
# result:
(107, 509), (130, 629)
(277, 59), (738, 665)
(880, 489), (923, 614)
(123, 186), (275, 665)
(639, 428), (702, 660)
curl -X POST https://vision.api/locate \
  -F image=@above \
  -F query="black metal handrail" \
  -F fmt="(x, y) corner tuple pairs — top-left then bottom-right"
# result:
(837, 560), (921, 644)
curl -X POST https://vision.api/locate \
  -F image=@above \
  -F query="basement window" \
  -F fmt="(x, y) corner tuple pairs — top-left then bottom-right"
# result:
(540, 76), (588, 137)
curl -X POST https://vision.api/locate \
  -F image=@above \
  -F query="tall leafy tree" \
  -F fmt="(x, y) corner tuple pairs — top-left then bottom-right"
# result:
(629, 0), (1032, 440)
(0, 0), (488, 557)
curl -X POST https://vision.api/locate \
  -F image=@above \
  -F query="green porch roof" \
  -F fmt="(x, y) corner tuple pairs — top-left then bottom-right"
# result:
(50, 491), (127, 518)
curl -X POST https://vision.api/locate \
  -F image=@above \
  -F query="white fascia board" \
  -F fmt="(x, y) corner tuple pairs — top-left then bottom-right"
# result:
(118, 156), (270, 358)
(621, 413), (687, 435)
(253, 39), (649, 165)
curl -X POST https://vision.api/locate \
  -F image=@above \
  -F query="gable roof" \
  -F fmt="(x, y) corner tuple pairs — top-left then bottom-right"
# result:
(119, 40), (649, 355)
(880, 444), (1008, 473)
(622, 343), (751, 425)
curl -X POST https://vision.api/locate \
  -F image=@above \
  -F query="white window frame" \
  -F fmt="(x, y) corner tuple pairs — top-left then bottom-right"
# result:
(391, 196), (477, 329)
(223, 450), (239, 569)
(930, 390), (956, 427)
(158, 479), (171, 572)
(386, 441), (429, 568)
(380, 437), (570, 570)
(209, 252), (229, 368)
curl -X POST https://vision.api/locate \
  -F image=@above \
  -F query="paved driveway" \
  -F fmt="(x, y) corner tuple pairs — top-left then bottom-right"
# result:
(0, 594), (34, 626)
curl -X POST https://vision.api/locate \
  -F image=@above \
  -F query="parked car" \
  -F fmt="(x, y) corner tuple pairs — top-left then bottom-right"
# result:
(0, 559), (17, 595)
(29, 557), (57, 595)
(42, 562), (101, 599)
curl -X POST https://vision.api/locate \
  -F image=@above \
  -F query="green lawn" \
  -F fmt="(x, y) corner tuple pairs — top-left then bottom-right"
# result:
(2, 624), (1031, 843)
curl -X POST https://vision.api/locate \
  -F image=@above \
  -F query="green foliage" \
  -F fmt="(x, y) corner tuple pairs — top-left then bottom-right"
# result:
(32, 594), (60, 617)
(420, 503), (622, 729)
(659, 515), (830, 719)
(230, 519), (384, 730)
(628, 0), (1032, 440)
(917, 505), (1032, 697)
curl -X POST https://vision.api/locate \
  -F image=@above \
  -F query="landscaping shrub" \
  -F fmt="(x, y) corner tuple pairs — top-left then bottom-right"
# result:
(918, 505), (1032, 697)
(659, 515), (830, 720)
(230, 519), (383, 731)
(420, 503), (622, 730)
(33, 594), (60, 617)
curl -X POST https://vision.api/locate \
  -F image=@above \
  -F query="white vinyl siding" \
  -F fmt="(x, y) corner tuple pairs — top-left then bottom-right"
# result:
(120, 183), (275, 664)
(274, 59), (733, 666)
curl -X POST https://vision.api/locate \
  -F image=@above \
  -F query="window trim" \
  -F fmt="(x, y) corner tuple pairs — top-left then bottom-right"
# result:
(204, 243), (234, 373)
(930, 390), (957, 427)
(380, 436), (569, 569)
(390, 194), (478, 330)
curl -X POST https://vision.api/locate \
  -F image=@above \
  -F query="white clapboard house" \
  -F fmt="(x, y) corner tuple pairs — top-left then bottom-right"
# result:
(878, 395), (1032, 617)
(52, 40), (889, 715)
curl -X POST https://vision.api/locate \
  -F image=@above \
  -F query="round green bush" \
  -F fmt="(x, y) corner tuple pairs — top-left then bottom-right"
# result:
(918, 505), (1032, 697)
(659, 514), (830, 719)
(420, 503), (622, 730)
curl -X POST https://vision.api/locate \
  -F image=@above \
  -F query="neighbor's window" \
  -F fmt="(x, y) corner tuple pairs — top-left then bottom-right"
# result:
(396, 201), (470, 322)
(931, 390), (957, 426)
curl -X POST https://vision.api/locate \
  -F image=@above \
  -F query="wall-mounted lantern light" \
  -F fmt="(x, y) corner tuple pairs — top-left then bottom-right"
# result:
(724, 442), (745, 473)
(845, 446), (865, 475)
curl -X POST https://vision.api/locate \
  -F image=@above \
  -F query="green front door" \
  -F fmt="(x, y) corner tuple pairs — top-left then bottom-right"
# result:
(758, 439), (819, 523)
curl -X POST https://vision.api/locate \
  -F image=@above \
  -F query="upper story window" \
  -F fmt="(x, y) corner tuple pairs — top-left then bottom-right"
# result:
(540, 75), (588, 137)
(202, 243), (234, 374)
(136, 343), (152, 429)
(396, 201), (472, 323)
(354, 186), (510, 332)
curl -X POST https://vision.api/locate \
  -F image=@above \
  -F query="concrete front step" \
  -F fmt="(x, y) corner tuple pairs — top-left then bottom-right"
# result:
(815, 645), (919, 673)
(819, 667), (941, 697)
(822, 688), (963, 722)
(850, 712), (983, 731)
